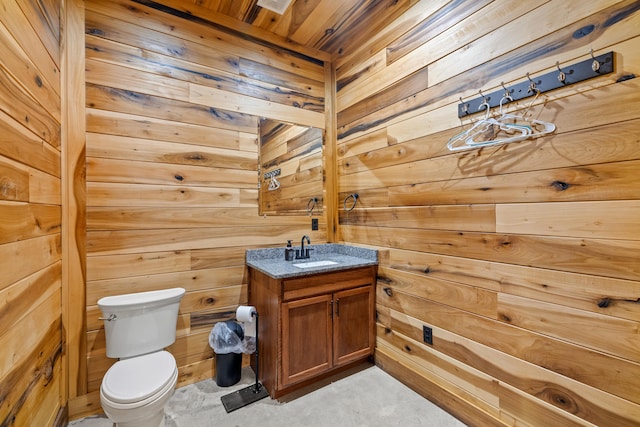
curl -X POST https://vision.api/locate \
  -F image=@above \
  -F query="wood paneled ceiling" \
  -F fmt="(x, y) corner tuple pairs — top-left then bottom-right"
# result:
(190, 0), (418, 57)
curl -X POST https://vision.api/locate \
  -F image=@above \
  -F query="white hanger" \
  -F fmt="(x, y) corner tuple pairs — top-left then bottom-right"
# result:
(447, 90), (555, 152)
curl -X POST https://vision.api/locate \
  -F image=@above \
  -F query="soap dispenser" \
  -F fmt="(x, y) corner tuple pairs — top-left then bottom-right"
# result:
(285, 240), (294, 261)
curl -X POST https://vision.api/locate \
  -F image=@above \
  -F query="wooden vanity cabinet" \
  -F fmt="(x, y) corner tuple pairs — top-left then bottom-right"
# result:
(248, 265), (376, 398)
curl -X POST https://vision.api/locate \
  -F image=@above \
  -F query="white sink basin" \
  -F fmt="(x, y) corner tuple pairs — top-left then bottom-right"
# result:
(292, 260), (339, 269)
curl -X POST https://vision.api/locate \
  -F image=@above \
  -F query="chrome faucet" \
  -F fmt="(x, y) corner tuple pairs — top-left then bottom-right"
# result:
(296, 235), (312, 259)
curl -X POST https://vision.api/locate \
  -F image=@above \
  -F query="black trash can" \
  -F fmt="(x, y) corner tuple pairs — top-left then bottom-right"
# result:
(215, 320), (244, 387)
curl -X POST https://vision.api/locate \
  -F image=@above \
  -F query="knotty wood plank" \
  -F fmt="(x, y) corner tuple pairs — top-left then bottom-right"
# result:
(382, 247), (640, 322)
(86, 132), (257, 170)
(86, 266), (246, 303)
(0, 22), (61, 122)
(339, 205), (496, 233)
(130, 0), (330, 61)
(0, 65), (60, 147)
(87, 157), (255, 188)
(0, 318), (62, 425)
(188, 82), (325, 129)
(0, 111), (60, 178)
(15, 0), (60, 67)
(85, 2), (325, 81)
(86, 83), (258, 133)
(0, 234), (61, 291)
(0, 1), (60, 96)
(337, 6), (640, 140)
(86, 251), (192, 281)
(375, 342), (507, 427)
(0, 158), (29, 202)
(378, 266), (497, 318)
(344, 225), (640, 281)
(0, 203), (60, 244)
(386, 159), (640, 207)
(386, 0), (494, 65)
(85, 108), (242, 151)
(334, 0), (449, 75)
(87, 182), (253, 208)
(86, 225), (325, 256)
(86, 58), (190, 100)
(377, 286), (640, 405)
(427, 0), (625, 88)
(85, 33), (323, 112)
(498, 293), (640, 361)
(496, 200), (640, 240)
(86, 206), (306, 230)
(386, 312), (637, 426)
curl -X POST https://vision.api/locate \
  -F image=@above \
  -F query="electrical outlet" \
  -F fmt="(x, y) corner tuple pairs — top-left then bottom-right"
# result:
(423, 325), (433, 345)
(311, 218), (318, 230)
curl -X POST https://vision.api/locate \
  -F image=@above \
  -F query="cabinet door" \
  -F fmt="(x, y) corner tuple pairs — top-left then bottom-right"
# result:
(333, 285), (374, 366)
(281, 294), (333, 387)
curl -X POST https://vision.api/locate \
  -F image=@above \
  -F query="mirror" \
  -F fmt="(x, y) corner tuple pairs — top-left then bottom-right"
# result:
(259, 118), (324, 216)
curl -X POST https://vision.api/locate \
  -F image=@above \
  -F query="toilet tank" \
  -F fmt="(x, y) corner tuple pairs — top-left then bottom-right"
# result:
(98, 288), (185, 358)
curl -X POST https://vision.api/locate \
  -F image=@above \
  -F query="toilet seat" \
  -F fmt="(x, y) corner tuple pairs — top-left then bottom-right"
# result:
(101, 350), (177, 404)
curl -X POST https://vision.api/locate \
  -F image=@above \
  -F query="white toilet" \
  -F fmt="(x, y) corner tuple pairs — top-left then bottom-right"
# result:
(98, 287), (185, 427)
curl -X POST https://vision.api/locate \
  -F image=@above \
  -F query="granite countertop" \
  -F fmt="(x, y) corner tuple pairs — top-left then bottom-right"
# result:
(246, 244), (378, 279)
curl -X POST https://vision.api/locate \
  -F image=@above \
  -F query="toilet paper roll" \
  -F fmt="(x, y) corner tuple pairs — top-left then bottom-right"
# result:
(236, 305), (256, 337)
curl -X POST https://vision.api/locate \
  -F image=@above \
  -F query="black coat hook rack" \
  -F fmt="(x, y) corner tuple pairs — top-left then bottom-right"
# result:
(458, 51), (614, 117)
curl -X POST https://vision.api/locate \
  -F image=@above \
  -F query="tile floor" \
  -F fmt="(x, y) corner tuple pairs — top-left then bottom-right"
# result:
(68, 365), (466, 427)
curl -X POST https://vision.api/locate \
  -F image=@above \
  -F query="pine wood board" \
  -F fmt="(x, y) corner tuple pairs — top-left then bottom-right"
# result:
(29, 168), (61, 205)
(0, 22), (61, 120)
(385, 159), (640, 207)
(333, 0), (451, 75)
(377, 286), (640, 405)
(87, 206), (310, 230)
(146, 0), (330, 61)
(0, 1), (60, 95)
(375, 341), (507, 427)
(86, 225), (326, 256)
(86, 133), (257, 170)
(86, 83), (258, 133)
(381, 247), (640, 323)
(86, 108), (244, 152)
(85, 2), (325, 81)
(497, 293), (640, 362)
(377, 266), (497, 318)
(345, 224), (640, 281)
(87, 157), (256, 188)
(427, 0), (625, 88)
(0, 110), (61, 178)
(388, 309), (640, 425)
(496, 200), (640, 240)
(0, 234), (61, 291)
(86, 266), (246, 304)
(338, 205), (496, 233)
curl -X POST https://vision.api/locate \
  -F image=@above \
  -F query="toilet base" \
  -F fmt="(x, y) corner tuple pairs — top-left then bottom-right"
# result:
(109, 408), (166, 427)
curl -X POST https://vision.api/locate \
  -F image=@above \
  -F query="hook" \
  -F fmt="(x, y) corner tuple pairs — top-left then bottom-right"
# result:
(500, 81), (511, 98)
(556, 61), (566, 83)
(590, 49), (600, 72)
(343, 193), (359, 211)
(526, 72), (538, 94)
(306, 197), (317, 215)
(459, 96), (469, 114)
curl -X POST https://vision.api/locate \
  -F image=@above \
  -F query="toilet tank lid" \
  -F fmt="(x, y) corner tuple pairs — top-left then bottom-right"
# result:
(98, 287), (185, 310)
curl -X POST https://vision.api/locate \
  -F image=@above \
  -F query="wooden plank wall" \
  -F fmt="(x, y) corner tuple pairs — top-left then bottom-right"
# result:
(0, 0), (64, 425)
(72, 0), (329, 418)
(335, 0), (640, 426)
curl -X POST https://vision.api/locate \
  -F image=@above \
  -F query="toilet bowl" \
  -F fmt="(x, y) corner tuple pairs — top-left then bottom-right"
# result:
(100, 350), (178, 427)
